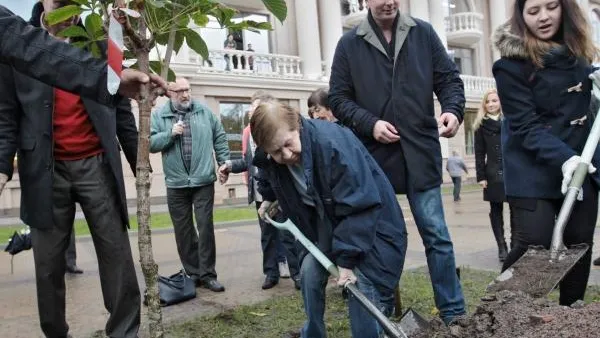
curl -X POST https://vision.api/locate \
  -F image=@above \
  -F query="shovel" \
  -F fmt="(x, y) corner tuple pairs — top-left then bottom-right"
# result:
(487, 83), (600, 298)
(264, 202), (409, 338)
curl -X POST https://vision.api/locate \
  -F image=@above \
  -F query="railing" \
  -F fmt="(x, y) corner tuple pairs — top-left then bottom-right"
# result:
(445, 12), (484, 34)
(461, 75), (496, 97)
(188, 49), (303, 79)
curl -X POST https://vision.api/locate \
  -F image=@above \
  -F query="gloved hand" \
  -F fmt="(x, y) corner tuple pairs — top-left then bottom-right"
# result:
(561, 155), (596, 200)
(0, 173), (7, 196)
(257, 201), (273, 221)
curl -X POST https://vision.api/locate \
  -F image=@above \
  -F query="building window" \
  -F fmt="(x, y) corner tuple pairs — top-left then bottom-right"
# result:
(448, 46), (475, 75)
(463, 109), (477, 155)
(219, 102), (251, 160)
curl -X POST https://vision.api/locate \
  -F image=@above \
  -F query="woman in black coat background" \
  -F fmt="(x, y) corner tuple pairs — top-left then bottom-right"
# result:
(473, 88), (513, 262)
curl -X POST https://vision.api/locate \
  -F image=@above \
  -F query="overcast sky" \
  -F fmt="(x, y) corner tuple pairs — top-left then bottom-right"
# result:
(1, 0), (38, 20)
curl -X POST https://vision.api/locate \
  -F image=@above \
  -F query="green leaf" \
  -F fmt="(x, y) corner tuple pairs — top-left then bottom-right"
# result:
(57, 25), (88, 39)
(174, 31), (185, 54)
(84, 13), (104, 40)
(45, 5), (82, 25)
(155, 32), (169, 45)
(176, 14), (190, 28)
(182, 28), (208, 60)
(147, 0), (167, 8)
(70, 0), (90, 7)
(71, 41), (88, 49)
(90, 41), (102, 58)
(261, 0), (287, 23)
(149, 61), (176, 82)
(210, 6), (237, 27)
(191, 13), (209, 27)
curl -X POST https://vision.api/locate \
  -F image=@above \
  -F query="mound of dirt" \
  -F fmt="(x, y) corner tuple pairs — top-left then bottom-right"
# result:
(410, 291), (600, 338)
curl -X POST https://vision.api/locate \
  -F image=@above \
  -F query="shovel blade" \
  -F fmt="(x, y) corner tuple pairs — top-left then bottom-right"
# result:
(486, 244), (589, 298)
(398, 308), (430, 336)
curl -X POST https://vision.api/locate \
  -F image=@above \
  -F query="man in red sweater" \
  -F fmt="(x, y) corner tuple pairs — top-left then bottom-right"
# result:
(0, 1), (141, 337)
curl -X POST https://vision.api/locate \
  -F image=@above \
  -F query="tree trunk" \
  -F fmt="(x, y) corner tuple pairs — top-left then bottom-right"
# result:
(135, 18), (165, 338)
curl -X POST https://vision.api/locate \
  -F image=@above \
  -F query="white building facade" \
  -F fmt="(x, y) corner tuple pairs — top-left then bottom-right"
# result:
(2, 0), (600, 212)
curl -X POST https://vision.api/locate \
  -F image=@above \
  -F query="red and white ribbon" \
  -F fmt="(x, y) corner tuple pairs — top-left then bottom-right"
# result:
(107, 13), (124, 95)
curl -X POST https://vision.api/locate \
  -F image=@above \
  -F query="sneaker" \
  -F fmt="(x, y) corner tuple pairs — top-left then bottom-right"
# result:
(279, 261), (290, 278)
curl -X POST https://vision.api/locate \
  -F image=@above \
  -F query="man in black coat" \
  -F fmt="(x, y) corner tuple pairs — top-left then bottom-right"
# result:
(329, 0), (465, 325)
(0, 1), (141, 337)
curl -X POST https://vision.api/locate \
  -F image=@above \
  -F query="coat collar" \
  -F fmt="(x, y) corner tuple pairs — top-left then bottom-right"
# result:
(298, 118), (314, 189)
(356, 11), (416, 61)
(159, 100), (201, 117)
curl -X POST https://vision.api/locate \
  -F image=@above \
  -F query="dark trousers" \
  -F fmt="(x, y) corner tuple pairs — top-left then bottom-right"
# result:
(167, 184), (217, 281)
(30, 154), (140, 338)
(451, 177), (461, 201)
(502, 179), (598, 305)
(489, 202), (515, 248)
(65, 229), (76, 268)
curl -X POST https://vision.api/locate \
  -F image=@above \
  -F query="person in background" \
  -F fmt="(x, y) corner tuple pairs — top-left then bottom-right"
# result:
(0, 1), (142, 336)
(329, 0), (466, 324)
(246, 43), (255, 71)
(150, 77), (230, 293)
(473, 88), (514, 262)
(493, 0), (600, 306)
(253, 100), (407, 338)
(307, 87), (338, 123)
(218, 91), (300, 290)
(223, 33), (237, 71)
(446, 151), (468, 202)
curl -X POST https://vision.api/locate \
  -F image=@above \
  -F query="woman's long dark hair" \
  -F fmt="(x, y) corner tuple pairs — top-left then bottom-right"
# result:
(510, 0), (599, 67)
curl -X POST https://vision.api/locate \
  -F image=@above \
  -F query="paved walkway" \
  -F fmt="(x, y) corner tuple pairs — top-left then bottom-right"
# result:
(0, 191), (598, 338)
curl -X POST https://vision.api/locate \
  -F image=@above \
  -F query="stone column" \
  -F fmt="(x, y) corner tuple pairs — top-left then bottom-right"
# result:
(409, 0), (429, 21)
(428, 0), (447, 48)
(318, 0), (343, 78)
(490, 0), (507, 61)
(295, 0), (323, 80)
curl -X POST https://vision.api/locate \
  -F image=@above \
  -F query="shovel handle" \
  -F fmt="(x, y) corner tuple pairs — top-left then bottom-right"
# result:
(550, 82), (600, 259)
(264, 201), (339, 277)
(263, 201), (408, 338)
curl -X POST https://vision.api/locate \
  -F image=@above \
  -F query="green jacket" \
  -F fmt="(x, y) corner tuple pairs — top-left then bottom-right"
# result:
(150, 100), (229, 188)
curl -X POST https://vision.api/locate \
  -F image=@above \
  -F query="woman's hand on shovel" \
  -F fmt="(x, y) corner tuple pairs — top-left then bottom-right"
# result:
(337, 267), (357, 287)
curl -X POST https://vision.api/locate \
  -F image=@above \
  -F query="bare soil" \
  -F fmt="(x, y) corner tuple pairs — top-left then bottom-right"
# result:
(410, 290), (600, 338)
(486, 245), (588, 298)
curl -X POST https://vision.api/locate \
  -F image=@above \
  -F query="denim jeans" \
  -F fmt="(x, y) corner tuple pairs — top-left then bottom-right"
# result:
(451, 176), (461, 201)
(407, 186), (465, 323)
(299, 255), (394, 338)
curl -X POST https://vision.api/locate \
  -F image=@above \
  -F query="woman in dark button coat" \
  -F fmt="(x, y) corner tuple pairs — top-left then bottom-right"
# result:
(473, 88), (514, 262)
(493, 0), (600, 306)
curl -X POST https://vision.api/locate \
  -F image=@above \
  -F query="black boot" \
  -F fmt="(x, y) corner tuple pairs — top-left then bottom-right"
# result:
(498, 241), (508, 262)
(594, 256), (600, 266)
(489, 203), (507, 262)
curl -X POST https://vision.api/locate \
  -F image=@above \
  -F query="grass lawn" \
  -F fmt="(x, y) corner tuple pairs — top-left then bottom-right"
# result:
(0, 206), (258, 242)
(0, 184), (479, 243)
(164, 267), (600, 338)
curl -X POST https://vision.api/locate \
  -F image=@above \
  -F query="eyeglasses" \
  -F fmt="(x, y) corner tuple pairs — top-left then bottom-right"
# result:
(170, 88), (190, 95)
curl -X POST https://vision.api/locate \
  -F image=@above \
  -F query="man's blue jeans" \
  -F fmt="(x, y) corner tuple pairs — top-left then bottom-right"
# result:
(299, 255), (394, 338)
(407, 186), (465, 323)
